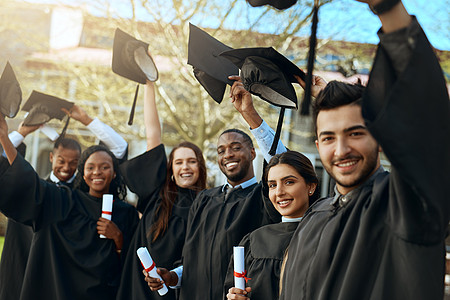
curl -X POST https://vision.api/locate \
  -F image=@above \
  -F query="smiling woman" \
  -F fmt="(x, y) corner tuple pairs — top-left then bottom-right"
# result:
(0, 117), (139, 299)
(116, 79), (207, 300)
(225, 150), (319, 300)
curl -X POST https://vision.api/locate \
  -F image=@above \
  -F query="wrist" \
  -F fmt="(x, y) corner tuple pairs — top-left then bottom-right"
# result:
(79, 115), (94, 126)
(369, 0), (401, 15)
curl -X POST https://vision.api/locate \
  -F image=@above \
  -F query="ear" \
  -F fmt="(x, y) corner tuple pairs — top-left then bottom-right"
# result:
(49, 151), (54, 163)
(378, 145), (383, 153)
(315, 140), (319, 151)
(308, 182), (318, 195)
(250, 147), (256, 161)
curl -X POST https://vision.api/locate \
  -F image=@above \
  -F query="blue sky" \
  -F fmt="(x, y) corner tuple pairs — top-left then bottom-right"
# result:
(27, 0), (450, 50)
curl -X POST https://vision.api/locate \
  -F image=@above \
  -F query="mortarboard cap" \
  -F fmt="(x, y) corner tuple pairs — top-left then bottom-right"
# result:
(0, 62), (22, 118)
(112, 28), (159, 125)
(220, 47), (306, 108)
(244, 0), (319, 115)
(112, 28), (159, 84)
(21, 91), (74, 126)
(247, 0), (297, 10)
(187, 23), (239, 104)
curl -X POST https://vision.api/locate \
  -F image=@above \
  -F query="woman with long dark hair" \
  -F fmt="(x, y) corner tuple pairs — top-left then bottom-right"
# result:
(225, 150), (319, 300)
(0, 116), (139, 300)
(116, 76), (207, 300)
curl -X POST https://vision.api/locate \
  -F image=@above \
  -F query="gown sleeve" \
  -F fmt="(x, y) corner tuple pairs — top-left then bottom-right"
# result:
(119, 143), (167, 213)
(362, 17), (450, 244)
(0, 155), (73, 231)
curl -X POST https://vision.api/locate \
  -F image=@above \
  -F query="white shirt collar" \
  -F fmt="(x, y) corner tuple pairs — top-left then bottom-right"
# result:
(222, 176), (257, 192)
(50, 171), (76, 184)
(282, 216), (303, 223)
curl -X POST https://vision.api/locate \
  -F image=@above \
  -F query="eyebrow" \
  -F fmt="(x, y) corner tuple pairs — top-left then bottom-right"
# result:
(318, 125), (367, 137)
(267, 175), (298, 182)
(217, 141), (243, 149)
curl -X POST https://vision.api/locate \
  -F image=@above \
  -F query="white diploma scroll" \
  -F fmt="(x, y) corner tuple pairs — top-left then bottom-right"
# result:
(234, 246), (246, 290)
(137, 247), (168, 296)
(100, 194), (113, 238)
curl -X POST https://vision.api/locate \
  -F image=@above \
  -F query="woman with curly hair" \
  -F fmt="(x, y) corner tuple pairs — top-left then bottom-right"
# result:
(0, 119), (139, 300)
(116, 77), (207, 300)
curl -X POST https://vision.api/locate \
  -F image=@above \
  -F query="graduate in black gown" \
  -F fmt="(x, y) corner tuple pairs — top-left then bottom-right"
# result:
(0, 115), (138, 300)
(245, 1), (450, 299)
(0, 103), (128, 300)
(116, 78), (207, 300)
(225, 151), (319, 300)
(145, 127), (281, 300)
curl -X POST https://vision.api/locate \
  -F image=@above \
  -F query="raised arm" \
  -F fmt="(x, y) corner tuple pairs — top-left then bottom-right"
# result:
(143, 80), (161, 151)
(357, 0), (411, 33)
(228, 75), (287, 162)
(0, 114), (17, 165)
(63, 104), (128, 159)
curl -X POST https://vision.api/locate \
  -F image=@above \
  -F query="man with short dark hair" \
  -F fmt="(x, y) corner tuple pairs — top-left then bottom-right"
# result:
(276, 1), (449, 299)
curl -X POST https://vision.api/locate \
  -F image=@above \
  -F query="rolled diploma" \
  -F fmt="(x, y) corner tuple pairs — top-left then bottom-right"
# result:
(234, 246), (246, 290)
(137, 247), (168, 296)
(100, 194), (113, 238)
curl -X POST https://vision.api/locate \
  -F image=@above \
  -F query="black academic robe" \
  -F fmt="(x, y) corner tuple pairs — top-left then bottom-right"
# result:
(223, 221), (298, 300)
(0, 144), (35, 300)
(280, 18), (450, 300)
(116, 144), (197, 300)
(179, 182), (280, 300)
(0, 155), (139, 300)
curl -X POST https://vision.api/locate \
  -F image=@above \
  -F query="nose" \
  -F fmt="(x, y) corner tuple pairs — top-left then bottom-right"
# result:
(93, 166), (101, 175)
(334, 137), (351, 158)
(223, 147), (234, 159)
(61, 162), (70, 171)
(181, 161), (189, 170)
(275, 184), (285, 197)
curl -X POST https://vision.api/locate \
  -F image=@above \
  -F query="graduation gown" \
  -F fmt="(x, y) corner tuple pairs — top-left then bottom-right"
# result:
(280, 18), (450, 300)
(0, 144), (34, 300)
(223, 221), (298, 300)
(179, 182), (280, 300)
(116, 144), (197, 300)
(0, 155), (139, 300)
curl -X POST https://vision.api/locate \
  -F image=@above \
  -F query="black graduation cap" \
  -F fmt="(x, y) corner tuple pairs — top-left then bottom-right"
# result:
(220, 46), (306, 108)
(247, 0), (297, 10)
(22, 91), (74, 128)
(221, 47), (306, 155)
(244, 0), (319, 116)
(187, 23), (239, 104)
(112, 28), (159, 125)
(0, 62), (22, 118)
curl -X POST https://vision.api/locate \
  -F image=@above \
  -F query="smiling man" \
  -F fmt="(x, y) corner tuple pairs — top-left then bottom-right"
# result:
(277, 1), (450, 299)
(145, 128), (282, 300)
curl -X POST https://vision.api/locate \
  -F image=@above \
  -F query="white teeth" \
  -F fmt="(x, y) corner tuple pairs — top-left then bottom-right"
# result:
(337, 161), (357, 167)
(181, 174), (192, 178)
(278, 200), (290, 206)
(60, 172), (69, 176)
(226, 162), (238, 168)
(93, 179), (103, 183)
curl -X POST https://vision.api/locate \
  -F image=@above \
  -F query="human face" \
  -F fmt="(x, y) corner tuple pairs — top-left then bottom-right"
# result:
(267, 164), (315, 218)
(315, 104), (381, 195)
(217, 132), (255, 186)
(49, 146), (80, 182)
(83, 151), (116, 198)
(172, 147), (200, 189)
